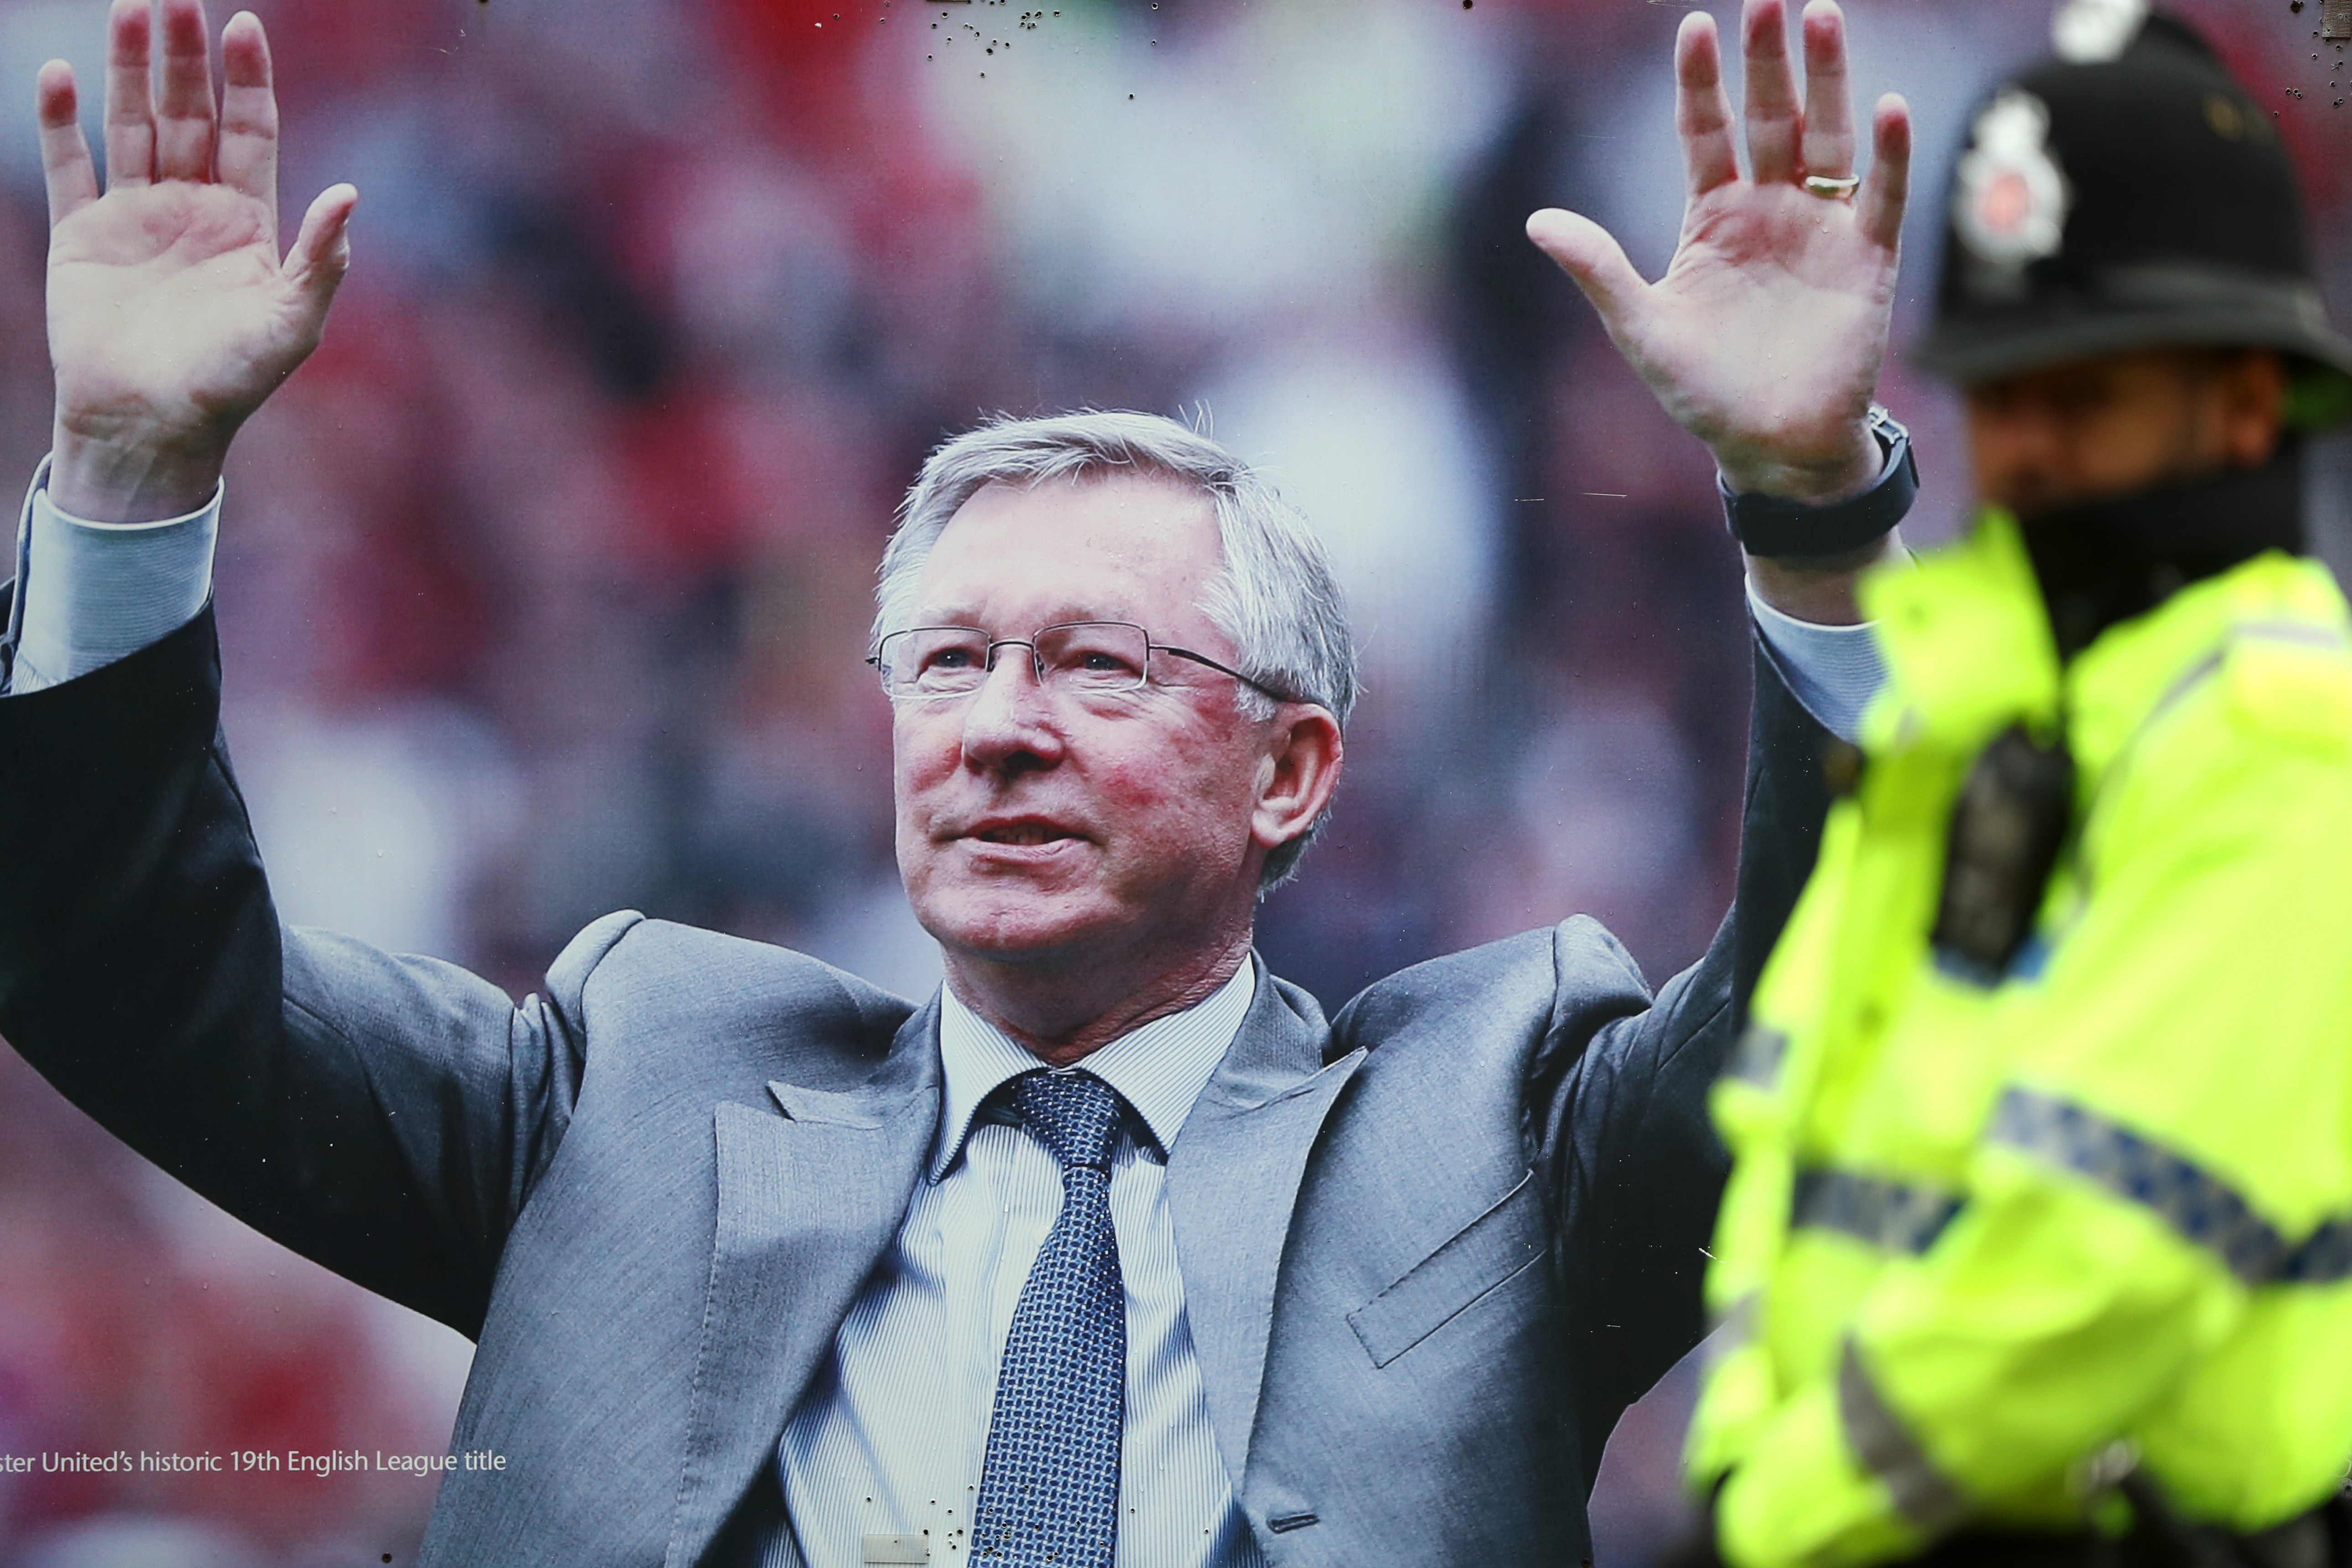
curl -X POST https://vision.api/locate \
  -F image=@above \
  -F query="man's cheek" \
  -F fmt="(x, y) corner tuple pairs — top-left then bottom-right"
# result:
(891, 802), (937, 893)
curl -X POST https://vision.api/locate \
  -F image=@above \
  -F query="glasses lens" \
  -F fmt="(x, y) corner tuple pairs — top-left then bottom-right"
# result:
(881, 628), (990, 696)
(1036, 623), (1150, 693)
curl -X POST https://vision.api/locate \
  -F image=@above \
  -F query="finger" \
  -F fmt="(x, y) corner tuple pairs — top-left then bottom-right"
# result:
(1676, 12), (1738, 198)
(1526, 208), (1650, 346)
(103, 0), (154, 189)
(1799, 0), (1855, 180)
(283, 182), (359, 330)
(36, 62), (100, 225)
(216, 12), (276, 216)
(153, 0), (216, 183)
(1854, 93), (1910, 252)
(1741, 0), (1801, 187)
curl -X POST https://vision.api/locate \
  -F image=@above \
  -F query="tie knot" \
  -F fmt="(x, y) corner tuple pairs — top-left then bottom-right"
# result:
(1009, 1070), (1124, 1173)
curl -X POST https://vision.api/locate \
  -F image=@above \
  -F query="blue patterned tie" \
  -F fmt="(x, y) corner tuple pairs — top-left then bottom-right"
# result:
(971, 1070), (1126, 1568)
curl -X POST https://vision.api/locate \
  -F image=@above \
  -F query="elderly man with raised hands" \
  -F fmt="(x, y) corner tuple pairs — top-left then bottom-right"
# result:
(0, 0), (1913, 1564)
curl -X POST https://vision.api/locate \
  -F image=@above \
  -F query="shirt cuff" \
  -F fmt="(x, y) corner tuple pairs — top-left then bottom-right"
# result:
(1747, 577), (1887, 745)
(4, 457), (220, 695)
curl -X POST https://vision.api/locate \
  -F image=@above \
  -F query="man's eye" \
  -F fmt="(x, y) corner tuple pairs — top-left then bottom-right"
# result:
(1056, 645), (1143, 683)
(924, 644), (979, 670)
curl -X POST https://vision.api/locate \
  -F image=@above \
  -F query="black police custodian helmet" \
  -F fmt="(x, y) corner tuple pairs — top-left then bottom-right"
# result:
(1915, 0), (2352, 427)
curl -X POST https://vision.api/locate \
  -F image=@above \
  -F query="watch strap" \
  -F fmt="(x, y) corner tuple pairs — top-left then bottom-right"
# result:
(1721, 407), (1918, 557)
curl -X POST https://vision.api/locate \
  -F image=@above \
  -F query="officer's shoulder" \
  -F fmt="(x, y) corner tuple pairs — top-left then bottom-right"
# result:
(1330, 916), (1652, 1053)
(2212, 562), (2352, 753)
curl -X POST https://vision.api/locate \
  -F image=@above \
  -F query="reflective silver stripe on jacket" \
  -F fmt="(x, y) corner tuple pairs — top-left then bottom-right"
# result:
(1792, 1167), (1963, 1256)
(2141, 622), (2348, 735)
(1837, 1337), (1971, 1532)
(1989, 1088), (2352, 1287)
(2231, 618), (2351, 654)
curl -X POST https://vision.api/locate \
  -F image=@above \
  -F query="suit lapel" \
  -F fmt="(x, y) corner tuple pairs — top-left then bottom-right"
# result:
(1166, 973), (1363, 1490)
(664, 999), (942, 1568)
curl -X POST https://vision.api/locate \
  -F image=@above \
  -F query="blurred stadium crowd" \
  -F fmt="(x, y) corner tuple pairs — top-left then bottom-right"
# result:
(0, 0), (2343, 1561)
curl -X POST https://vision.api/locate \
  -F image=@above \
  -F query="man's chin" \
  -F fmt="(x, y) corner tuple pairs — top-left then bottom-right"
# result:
(915, 891), (1119, 969)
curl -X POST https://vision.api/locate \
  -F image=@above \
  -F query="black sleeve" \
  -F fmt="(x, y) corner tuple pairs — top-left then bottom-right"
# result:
(1534, 633), (1834, 1466)
(0, 599), (597, 1338)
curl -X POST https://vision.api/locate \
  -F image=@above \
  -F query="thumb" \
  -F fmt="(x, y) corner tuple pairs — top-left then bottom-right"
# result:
(1525, 208), (1650, 341)
(283, 182), (359, 324)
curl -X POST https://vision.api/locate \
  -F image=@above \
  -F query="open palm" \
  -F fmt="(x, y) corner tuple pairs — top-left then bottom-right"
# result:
(38, 0), (354, 520)
(1530, 0), (1909, 502)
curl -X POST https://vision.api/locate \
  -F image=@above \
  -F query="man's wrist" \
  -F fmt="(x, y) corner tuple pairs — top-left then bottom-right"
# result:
(1745, 533), (1905, 628)
(49, 422), (228, 526)
(1715, 420), (1885, 507)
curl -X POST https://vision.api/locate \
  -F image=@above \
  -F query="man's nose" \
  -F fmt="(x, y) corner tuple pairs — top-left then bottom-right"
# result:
(958, 646), (1065, 770)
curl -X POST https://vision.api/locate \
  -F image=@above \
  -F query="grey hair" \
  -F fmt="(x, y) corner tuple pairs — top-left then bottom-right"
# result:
(874, 410), (1359, 891)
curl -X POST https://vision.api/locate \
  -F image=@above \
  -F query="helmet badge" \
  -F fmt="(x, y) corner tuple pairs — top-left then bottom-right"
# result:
(2051, 0), (2148, 63)
(1953, 89), (2071, 275)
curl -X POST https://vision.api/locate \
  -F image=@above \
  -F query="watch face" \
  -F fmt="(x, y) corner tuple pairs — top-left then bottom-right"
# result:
(1954, 90), (2071, 273)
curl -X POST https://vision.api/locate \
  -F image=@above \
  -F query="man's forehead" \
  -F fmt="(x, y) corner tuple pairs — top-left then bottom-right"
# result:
(913, 471), (1224, 623)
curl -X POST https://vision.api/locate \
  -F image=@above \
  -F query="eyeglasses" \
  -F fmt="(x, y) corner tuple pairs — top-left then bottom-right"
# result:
(868, 621), (1298, 704)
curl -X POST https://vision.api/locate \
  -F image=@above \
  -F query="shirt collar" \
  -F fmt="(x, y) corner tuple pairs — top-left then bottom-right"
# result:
(929, 958), (1258, 1182)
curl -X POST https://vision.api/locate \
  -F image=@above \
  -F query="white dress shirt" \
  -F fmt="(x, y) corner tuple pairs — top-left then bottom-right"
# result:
(773, 964), (1260, 1568)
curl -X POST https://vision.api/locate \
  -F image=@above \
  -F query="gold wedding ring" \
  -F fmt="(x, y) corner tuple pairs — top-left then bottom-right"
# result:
(1802, 174), (1862, 200)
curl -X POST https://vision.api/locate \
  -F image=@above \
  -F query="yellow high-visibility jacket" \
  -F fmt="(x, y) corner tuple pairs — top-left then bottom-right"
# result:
(1687, 511), (2352, 1568)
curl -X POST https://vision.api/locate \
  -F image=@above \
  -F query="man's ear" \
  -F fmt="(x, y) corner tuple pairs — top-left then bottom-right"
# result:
(1250, 706), (1344, 857)
(2219, 349), (2292, 467)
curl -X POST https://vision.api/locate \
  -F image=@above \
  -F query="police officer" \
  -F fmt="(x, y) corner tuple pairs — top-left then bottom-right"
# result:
(1680, 4), (2352, 1565)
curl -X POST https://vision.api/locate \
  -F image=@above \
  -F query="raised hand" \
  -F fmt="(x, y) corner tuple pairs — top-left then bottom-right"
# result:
(1528, 0), (1908, 507)
(38, 0), (356, 522)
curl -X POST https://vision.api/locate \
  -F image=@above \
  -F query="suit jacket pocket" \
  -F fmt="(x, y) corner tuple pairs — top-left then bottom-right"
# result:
(1347, 1172), (1547, 1369)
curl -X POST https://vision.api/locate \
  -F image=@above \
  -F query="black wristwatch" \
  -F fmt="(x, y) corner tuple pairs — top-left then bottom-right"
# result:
(1719, 405), (1917, 557)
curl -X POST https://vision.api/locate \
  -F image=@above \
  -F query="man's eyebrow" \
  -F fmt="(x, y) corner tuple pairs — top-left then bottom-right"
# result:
(907, 603), (1136, 629)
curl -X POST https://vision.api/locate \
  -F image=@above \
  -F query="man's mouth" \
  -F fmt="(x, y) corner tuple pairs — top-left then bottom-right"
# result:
(968, 820), (1078, 846)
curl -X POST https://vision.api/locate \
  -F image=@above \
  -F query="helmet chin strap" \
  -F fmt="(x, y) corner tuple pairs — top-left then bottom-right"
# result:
(2012, 441), (2306, 661)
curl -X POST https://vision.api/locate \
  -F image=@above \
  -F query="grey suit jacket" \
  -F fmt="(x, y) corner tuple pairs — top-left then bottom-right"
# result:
(0, 600), (1831, 1567)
